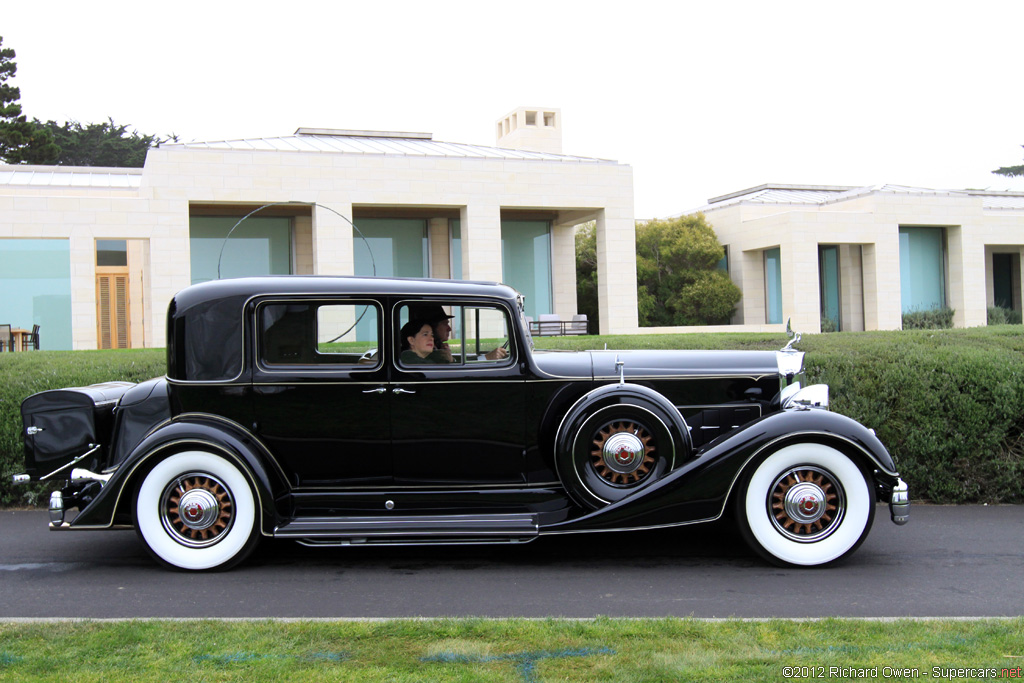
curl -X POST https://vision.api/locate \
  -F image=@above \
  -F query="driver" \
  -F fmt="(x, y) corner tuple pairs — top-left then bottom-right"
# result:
(409, 304), (508, 362)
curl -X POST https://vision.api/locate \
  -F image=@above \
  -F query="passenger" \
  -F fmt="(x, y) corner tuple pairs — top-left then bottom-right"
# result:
(399, 320), (445, 364)
(409, 304), (508, 362)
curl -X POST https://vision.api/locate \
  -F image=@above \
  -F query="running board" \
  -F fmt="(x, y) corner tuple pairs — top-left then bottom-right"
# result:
(275, 513), (539, 546)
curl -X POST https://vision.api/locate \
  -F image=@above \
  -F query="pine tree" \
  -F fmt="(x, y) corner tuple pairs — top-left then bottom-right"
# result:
(0, 37), (59, 164)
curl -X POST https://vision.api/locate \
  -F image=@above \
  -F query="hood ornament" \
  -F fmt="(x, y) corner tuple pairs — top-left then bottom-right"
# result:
(781, 318), (802, 353)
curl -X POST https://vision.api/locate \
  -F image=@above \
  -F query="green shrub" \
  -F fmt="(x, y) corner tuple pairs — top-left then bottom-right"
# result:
(799, 329), (1024, 504)
(988, 306), (1022, 325)
(0, 349), (165, 507)
(902, 307), (955, 329)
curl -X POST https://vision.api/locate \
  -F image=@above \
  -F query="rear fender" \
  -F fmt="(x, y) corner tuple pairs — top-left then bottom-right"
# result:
(65, 415), (289, 536)
(545, 408), (897, 534)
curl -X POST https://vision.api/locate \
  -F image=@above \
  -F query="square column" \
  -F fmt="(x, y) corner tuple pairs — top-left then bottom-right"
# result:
(947, 226), (985, 327)
(595, 209), (639, 334)
(861, 234), (903, 330)
(459, 202), (502, 283)
(782, 240), (821, 332)
(551, 219), (577, 317)
(313, 202), (354, 275)
(428, 217), (451, 279)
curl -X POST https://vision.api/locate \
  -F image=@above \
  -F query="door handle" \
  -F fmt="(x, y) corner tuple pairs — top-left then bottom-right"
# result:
(361, 387), (386, 394)
(392, 388), (416, 395)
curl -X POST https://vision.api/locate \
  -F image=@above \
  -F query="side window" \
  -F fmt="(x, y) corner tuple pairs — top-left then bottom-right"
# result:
(397, 302), (512, 367)
(260, 301), (379, 367)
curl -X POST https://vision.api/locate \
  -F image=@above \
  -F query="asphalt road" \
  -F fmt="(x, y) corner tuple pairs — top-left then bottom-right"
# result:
(1, 505), (1021, 619)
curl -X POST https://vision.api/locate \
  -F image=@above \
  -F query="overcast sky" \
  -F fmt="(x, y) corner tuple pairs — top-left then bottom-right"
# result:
(5, 0), (1024, 217)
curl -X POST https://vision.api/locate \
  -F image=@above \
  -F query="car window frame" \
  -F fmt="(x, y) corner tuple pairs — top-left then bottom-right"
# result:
(254, 296), (385, 374)
(392, 298), (518, 373)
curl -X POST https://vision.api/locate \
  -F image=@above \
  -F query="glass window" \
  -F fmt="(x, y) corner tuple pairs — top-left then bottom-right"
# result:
(189, 216), (292, 285)
(501, 220), (552, 319)
(397, 302), (512, 367)
(764, 247), (783, 324)
(96, 239), (128, 267)
(352, 218), (428, 279)
(819, 245), (840, 331)
(260, 301), (379, 367)
(899, 227), (946, 313)
(450, 220), (462, 280)
(0, 239), (72, 350)
(993, 253), (1016, 311)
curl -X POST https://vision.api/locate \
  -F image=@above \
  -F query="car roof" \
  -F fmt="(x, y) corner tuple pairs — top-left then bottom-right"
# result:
(166, 276), (522, 382)
(172, 275), (520, 309)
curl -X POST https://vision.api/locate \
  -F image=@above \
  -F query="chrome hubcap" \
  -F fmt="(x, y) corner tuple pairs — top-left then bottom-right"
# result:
(160, 473), (234, 548)
(603, 432), (645, 474)
(178, 488), (220, 531)
(783, 482), (827, 524)
(590, 420), (656, 485)
(768, 466), (844, 543)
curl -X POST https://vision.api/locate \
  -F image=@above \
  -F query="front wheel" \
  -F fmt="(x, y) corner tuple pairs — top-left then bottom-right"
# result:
(134, 450), (260, 571)
(737, 442), (874, 567)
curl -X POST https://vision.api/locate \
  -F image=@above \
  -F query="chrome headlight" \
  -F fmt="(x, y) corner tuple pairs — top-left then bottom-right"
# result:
(782, 383), (830, 410)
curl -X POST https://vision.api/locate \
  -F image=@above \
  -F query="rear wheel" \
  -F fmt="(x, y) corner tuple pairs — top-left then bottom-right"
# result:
(134, 450), (259, 571)
(737, 442), (874, 567)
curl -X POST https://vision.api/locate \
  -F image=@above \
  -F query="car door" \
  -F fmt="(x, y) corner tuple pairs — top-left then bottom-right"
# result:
(389, 300), (527, 486)
(251, 297), (392, 488)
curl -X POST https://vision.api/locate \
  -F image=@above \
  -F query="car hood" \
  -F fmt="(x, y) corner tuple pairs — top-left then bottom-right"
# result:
(531, 349), (786, 381)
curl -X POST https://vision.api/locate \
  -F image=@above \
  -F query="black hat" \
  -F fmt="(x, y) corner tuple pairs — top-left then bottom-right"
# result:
(409, 304), (454, 323)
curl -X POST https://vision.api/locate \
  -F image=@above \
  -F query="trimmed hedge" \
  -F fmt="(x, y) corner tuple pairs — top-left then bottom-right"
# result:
(2, 328), (1023, 506)
(0, 349), (166, 506)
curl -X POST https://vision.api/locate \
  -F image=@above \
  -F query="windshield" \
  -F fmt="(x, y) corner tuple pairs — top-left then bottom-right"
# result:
(517, 293), (535, 352)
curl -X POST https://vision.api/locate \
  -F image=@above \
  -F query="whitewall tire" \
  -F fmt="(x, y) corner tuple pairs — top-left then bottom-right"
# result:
(134, 450), (259, 571)
(739, 442), (874, 567)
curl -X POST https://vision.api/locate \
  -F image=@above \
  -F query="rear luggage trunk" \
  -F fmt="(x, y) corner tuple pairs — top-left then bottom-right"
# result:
(21, 382), (135, 479)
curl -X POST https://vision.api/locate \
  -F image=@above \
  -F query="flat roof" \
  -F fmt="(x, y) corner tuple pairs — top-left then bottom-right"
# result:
(0, 165), (143, 189)
(167, 130), (618, 164)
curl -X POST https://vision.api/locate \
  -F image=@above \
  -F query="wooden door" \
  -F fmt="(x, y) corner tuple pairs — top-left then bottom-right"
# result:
(96, 268), (130, 349)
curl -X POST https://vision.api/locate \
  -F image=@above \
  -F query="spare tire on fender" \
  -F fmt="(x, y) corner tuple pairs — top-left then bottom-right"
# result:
(554, 384), (691, 510)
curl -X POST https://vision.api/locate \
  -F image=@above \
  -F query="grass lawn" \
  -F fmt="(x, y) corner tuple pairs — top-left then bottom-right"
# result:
(0, 618), (1021, 682)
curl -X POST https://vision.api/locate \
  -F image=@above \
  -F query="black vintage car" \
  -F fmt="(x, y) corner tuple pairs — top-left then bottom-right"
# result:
(14, 276), (908, 571)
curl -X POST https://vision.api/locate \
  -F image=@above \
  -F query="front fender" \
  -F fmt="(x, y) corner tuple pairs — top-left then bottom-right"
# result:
(66, 415), (289, 535)
(544, 408), (898, 534)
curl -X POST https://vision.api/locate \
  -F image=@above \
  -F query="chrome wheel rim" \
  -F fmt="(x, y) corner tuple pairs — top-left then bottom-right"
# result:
(160, 473), (234, 548)
(590, 421), (655, 485)
(768, 466), (845, 543)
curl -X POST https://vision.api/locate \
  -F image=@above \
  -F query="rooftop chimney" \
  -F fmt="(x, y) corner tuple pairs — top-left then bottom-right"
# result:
(495, 107), (562, 154)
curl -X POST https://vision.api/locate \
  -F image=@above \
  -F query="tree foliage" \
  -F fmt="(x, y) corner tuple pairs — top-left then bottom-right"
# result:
(575, 214), (742, 328)
(0, 36), (59, 164)
(993, 145), (1024, 178)
(635, 214), (741, 326)
(37, 117), (174, 167)
(574, 222), (600, 331)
